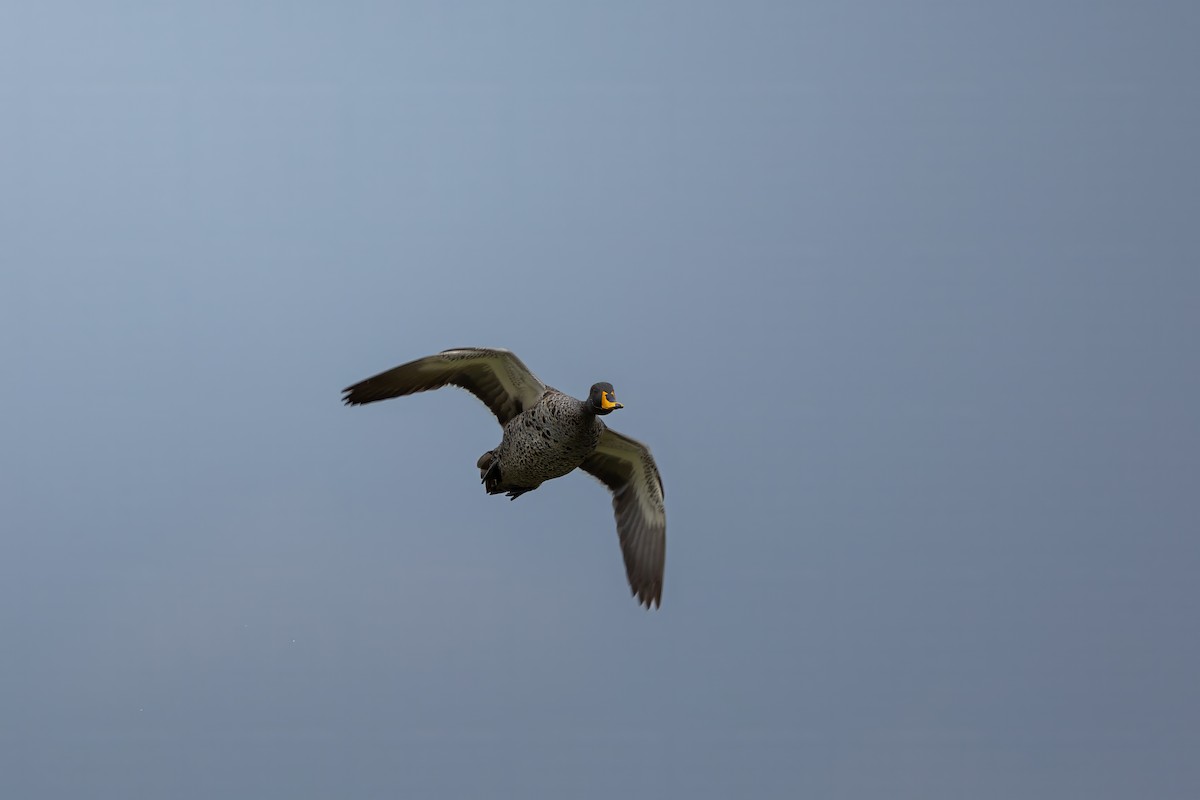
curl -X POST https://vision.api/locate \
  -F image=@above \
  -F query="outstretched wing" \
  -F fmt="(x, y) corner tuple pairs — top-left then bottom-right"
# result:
(580, 428), (666, 609)
(342, 348), (546, 425)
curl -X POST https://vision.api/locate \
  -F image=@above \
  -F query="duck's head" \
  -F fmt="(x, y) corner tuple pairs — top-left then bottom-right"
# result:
(587, 382), (623, 415)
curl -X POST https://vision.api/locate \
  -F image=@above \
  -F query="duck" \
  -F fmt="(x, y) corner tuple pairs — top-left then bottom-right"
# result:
(342, 347), (666, 608)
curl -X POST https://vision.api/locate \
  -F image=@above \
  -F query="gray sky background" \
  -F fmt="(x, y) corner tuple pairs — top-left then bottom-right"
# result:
(2, 2), (1198, 798)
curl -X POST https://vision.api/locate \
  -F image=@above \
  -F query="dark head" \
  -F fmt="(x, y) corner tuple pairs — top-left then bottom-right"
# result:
(587, 382), (623, 415)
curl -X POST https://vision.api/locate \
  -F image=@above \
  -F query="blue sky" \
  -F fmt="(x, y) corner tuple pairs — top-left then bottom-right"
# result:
(2, 2), (1198, 798)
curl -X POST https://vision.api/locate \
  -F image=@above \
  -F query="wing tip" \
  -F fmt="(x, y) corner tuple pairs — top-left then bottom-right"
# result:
(633, 584), (663, 610)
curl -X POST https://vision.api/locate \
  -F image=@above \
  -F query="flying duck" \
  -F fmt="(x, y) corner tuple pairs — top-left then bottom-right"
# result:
(342, 347), (666, 608)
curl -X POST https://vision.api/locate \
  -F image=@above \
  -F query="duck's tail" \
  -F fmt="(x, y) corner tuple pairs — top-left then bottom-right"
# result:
(476, 450), (535, 500)
(477, 450), (503, 494)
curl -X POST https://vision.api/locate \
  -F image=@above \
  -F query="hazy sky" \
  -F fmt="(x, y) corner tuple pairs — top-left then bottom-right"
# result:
(2, 2), (1198, 798)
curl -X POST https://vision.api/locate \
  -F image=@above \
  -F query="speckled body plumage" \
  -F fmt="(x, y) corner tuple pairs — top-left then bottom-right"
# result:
(478, 388), (606, 495)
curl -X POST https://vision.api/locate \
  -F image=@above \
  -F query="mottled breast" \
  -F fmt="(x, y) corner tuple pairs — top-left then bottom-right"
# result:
(496, 389), (605, 486)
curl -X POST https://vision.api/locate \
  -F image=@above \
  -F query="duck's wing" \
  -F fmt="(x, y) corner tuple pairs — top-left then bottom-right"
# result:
(580, 428), (666, 609)
(342, 348), (546, 425)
